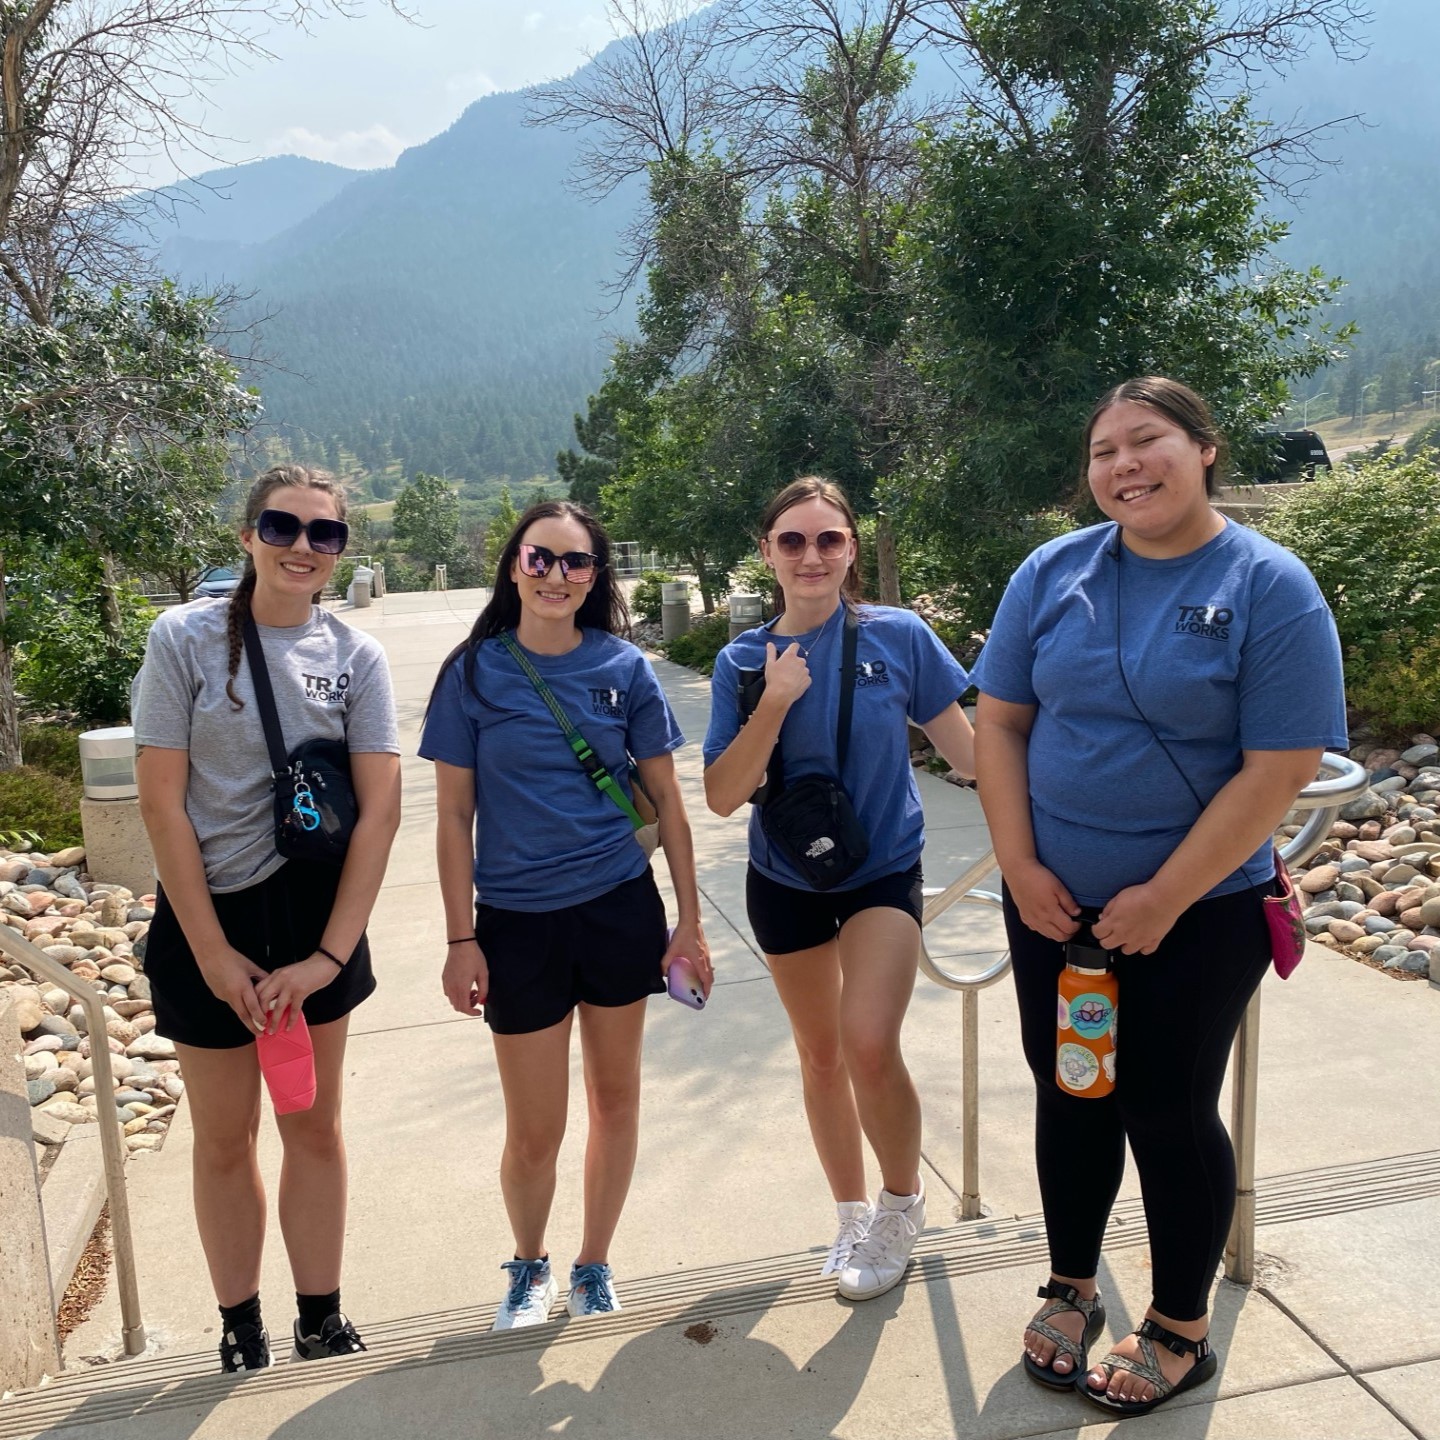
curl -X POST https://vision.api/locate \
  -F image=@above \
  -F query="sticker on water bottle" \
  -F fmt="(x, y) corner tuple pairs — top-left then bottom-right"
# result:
(1069, 992), (1114, 1040)
(1056, 994), (1072, 1030)
(1057, 1043), (1101, 1092)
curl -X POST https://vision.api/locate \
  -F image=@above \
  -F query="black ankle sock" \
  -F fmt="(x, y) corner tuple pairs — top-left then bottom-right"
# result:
(297, 1289), (341, 1337)
(219, 1294), (262, 1335)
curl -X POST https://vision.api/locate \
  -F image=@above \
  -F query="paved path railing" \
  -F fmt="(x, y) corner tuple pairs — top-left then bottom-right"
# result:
(0, 925), (146, 1356)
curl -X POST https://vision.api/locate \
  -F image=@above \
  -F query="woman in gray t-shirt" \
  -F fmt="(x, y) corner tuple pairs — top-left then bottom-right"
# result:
(133, 465), (400, 1374)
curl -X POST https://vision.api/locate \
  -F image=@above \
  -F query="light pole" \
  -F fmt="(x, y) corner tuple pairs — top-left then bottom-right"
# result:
(1301, 391), (1328, 428)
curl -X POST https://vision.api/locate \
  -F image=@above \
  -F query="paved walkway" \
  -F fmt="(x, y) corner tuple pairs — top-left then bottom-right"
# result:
(6, 590), (1438, 1439)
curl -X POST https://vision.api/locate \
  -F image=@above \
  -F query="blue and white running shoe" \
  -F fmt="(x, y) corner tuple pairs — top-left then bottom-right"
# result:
(566, 1261), (621, 1317)
(492, 1257), (559, 1331)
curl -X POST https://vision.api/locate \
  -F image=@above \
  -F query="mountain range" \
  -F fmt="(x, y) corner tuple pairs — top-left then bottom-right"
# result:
(145, 1), (1440, 487)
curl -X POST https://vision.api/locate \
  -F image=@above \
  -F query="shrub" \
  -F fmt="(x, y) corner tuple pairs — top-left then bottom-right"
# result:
(631, 571), (675, 624)
(1343, 630), (1440, 740)
(726, 556), (774, 613)
(0, 767), (84, 850)
(940, 509), (1080, 633)
(660, 610), (732, 675)
(19, 725), (83, 781)
(15, 585), (156, 723)
(1254, 451), (1440, 669)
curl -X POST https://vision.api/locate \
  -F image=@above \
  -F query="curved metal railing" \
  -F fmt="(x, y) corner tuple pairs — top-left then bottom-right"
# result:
(0, 923), (146, 1357)
(918, 751), (1371, 1239)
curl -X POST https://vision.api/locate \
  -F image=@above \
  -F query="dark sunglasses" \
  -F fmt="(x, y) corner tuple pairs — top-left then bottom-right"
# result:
(255, 508), (349, 555)
(517, 543), (603, 583)
(771, 528), (851, 560)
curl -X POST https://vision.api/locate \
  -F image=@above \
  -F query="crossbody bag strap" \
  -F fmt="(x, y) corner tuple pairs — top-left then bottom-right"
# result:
(497, 632), (645, 830)
(242, 617), (290, 775)
(836, 607), (859, 776)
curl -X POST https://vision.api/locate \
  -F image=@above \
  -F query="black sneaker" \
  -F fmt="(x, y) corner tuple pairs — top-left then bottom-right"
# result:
(292, 1312), (367, 1361)
(219, 1322), (272, 1372)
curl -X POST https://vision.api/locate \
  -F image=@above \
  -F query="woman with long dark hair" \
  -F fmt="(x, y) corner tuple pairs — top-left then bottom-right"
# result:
(134, 465), (401, 1371)
(971, 377), (1346, 1415)
(703, 477), (975, 1303)
(421, 499), (710, 1328)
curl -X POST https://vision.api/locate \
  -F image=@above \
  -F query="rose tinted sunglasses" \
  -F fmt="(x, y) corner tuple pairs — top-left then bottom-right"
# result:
(770, 528), (851, 560)
(255, 508), (350, 555)
(517, 543), (603, 583)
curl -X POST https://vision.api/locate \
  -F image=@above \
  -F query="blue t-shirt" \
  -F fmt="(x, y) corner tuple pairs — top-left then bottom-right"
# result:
(419, 629), (684, 911)
(969, 520), (1348, 908)
(704, 604), (970, 891)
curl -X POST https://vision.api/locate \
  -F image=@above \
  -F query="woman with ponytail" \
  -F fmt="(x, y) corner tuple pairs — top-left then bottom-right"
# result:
(133, 466), (401, 1372)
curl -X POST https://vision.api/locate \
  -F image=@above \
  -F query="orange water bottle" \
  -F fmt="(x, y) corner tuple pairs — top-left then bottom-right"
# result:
(1056, 927), (1117, 1098)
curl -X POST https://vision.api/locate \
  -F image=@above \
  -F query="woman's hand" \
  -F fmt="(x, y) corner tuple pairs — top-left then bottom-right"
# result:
(196, 945), (272, 1033)
(442, 939), (489, 1017)
(1007, 859), (1082, 943)
(254, 957), (339, 1033)
(763, 641), (811, 709)
(1094, 883), (1184, 956)
(662, 919), (713, 999)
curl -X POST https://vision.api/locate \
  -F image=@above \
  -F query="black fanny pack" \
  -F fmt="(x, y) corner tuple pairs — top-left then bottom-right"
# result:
(757, 609), (870, 891)
(244, 619), (358, 865)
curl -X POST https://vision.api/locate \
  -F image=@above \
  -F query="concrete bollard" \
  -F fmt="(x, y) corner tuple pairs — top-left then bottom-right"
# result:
(0, 991), (62, 1391)
(660, 580), (692, 641)
(729, 593), (765, 640)
(348, 565), (374, 608)
(80, 798), (157, 898)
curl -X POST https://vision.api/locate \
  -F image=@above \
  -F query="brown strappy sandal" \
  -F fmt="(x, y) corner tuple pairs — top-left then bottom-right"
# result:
(1022, 1279), (1106, 1391)
(1082, 1317), (1218, 1416)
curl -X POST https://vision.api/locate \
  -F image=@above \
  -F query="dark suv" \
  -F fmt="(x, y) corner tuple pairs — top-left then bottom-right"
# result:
(1253, 430), (1332, 483)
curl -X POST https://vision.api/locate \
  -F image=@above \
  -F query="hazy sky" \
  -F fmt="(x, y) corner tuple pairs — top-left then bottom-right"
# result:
(176, 1), (624, 177)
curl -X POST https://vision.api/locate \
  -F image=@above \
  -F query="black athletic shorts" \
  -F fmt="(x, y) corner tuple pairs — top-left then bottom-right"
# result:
(145, 858), (376, 1049)
(746, 860), (924, 956)
(476, 867), (667, 1035)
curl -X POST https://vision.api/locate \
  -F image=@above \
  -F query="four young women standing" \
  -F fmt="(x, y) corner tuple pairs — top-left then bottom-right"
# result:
(131, 379), (1345, 1410)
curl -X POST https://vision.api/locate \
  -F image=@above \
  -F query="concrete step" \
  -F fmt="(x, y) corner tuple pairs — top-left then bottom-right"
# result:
(5, 1148), (1435, 1439)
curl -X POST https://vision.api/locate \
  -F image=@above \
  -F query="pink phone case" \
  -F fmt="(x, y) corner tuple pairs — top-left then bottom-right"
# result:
(255, 1011), (317, 1114)
(666, 956), (706, 1010)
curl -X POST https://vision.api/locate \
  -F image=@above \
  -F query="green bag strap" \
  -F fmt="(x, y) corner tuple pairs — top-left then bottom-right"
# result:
(497, 632), (646, 831)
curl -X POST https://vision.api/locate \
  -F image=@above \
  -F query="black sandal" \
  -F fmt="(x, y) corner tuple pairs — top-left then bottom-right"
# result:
(1022, 1279), (1106, 1391)
(1082, 1317), (1218, 1416)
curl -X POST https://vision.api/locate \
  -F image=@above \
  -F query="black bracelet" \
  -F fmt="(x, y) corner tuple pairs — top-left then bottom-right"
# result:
(447, 936), (477, 945)
(316, 946), (345, 970)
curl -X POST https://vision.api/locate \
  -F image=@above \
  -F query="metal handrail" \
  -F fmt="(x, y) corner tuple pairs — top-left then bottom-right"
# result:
(0, 923), (146, 1356)
(1225, 750), (1369, 1283)
(919, 751), (1372, 1244)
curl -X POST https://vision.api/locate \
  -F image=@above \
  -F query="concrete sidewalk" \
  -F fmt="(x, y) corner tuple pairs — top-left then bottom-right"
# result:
(5, 589), (1438, 1439)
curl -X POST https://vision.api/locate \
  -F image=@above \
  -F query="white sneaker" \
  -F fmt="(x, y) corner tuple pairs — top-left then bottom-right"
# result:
(491, 1257), (559, 1330)
(820, 1201), (873, 1278)
(836, 1183), (925, 1300)
(567, 1261), (621, 1317)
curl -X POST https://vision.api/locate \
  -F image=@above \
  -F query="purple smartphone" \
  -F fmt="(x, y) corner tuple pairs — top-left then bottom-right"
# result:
(666, 955), (706, 1010)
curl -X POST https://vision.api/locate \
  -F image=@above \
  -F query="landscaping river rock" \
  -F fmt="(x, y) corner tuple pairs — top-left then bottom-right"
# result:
(1282, 738), (1440, 981)
(1, 847), (181, 1155)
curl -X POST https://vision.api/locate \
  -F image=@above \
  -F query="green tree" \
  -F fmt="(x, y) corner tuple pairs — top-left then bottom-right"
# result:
(392, 472), (462, 572)
(910, 0), (1353, 550)
(483, 485), (521, 577)
(0, 283), (261, 765)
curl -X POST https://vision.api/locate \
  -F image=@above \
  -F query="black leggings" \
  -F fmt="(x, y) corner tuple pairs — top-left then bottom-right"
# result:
(1005, 884), (1271, 1322)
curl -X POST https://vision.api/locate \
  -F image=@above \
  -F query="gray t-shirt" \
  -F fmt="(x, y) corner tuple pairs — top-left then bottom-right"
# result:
(132, 599), (400, 893)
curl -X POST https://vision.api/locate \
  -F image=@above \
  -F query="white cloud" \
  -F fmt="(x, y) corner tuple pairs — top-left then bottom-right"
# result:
(264, 124), (409, 170)
(524, 11), (545, 31)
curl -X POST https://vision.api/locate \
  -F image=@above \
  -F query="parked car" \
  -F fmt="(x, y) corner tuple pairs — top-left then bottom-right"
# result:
(1253, 429), (1332, 483)
(193, 566), (241, 598)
